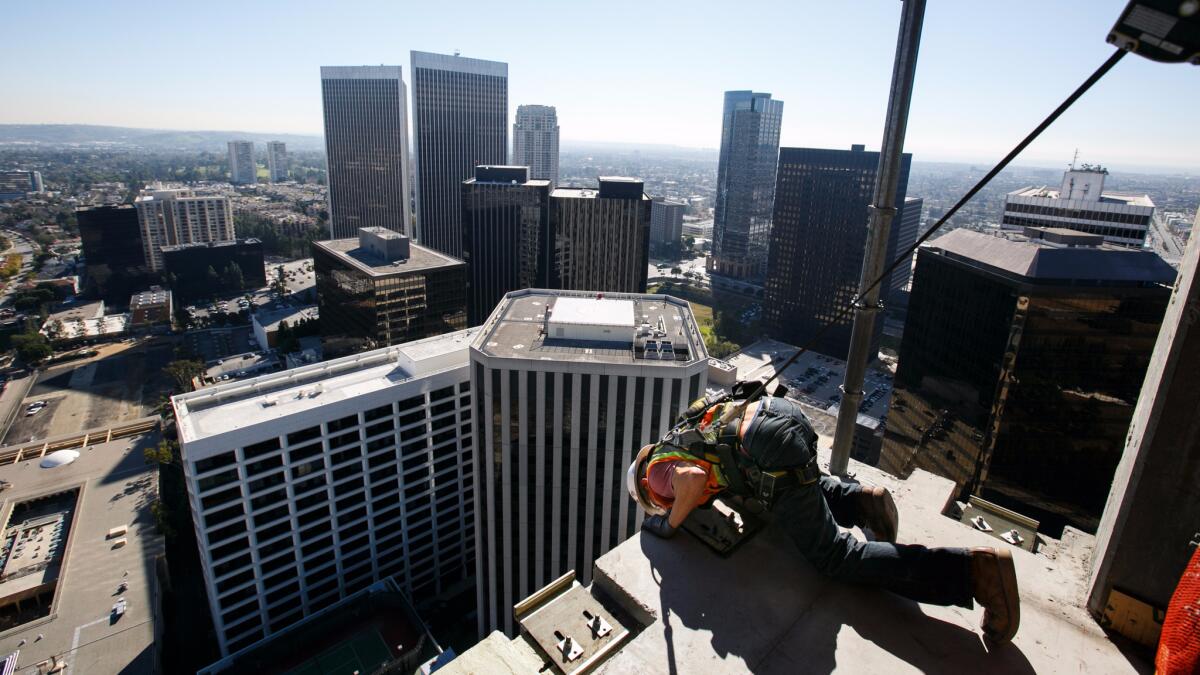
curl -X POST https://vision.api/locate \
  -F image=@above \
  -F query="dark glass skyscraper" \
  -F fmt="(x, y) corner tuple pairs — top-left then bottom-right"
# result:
(763, 145), (911, 358)
(711, 91), (783, 282)
(161, 239), (267, 302)
(411, 51), (508, 259)
(321, 66), (411, 239)
(880, 228), (1174, 534)
(77, 204), (149, 302)
(313, 228), (467, 358)
(550, 178), (651, 294)
(461, 166), (551, 325)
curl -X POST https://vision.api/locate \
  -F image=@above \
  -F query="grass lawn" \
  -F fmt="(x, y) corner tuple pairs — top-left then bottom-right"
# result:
(689, 301), (715, 340)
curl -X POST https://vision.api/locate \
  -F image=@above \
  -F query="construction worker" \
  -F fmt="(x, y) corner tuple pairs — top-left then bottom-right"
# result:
(626, 393), (1021, 645)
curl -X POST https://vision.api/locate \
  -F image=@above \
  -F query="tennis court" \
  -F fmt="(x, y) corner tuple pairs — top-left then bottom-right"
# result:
(285, 626), (393, 675)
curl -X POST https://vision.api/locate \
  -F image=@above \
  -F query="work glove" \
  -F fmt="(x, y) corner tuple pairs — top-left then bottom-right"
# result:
(642, 514), (677, 539)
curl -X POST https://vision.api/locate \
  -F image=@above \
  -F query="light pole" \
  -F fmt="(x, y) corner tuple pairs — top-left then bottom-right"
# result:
(829, 0), (926, 476)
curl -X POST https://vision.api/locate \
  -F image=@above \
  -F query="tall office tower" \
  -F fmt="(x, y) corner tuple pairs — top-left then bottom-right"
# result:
(1001, 165), (1154, 247)
(134, 185), (235, 271)
(763, 145), (911, 359)
(313, 227), (467, 358)
(321, 66), (412, 239)
(887, 196), (924, 301)
(550, 177), (651, 293)
(650, 198), (687, 254)
(227, 141), (257, 185)
(711, 91), (784, 282)
(265, 141), (288, 182)
(880, 228), (1174, 534)
(77, 205), (149, 301)
(461, 166), (552, 325)
(411, 51), (508, 258)
(0, 170), (43, 201)
(173, 328), (480, 655)
(512, 105), (560, 185)
(471, 290), (709, 635)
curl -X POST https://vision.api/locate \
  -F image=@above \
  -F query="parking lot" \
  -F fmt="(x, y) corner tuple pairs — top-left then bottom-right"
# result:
(184, 258), (315, 329)
(727, 338), (894, 420)
(3, 340), (174, 445)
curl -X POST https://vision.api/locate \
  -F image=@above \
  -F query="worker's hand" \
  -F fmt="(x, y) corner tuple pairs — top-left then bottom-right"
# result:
(642, 514), (678, 539)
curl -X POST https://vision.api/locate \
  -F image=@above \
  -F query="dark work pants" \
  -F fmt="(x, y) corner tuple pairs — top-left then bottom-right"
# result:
(771, 475), (974, 608)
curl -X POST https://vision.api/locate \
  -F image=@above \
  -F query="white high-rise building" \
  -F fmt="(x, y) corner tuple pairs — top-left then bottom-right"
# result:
(470, 290), (709, 636)
(321, 65), (412, 239)
(173, 328), (480, 655)
(1001, 166), (1155, 247)
(512, 105), (559, 186)
(134, 185), (234, 271)
(265, 141), (288, 183)
(227, 141), (257, 185)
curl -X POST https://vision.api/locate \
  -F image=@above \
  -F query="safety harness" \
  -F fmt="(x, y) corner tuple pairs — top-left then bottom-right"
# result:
(647, 391), (822, 511)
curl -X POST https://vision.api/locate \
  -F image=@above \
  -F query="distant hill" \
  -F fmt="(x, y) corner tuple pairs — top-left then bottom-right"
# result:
(0, 124), (325, 152)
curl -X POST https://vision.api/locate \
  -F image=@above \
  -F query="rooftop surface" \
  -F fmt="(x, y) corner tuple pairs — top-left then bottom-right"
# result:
(547, 297), (635, 328)
(252, 304), (317, 332)
(411, 50), (508, 76)
(451, 446), (1148, 674)
(473, 290), (706, 366)
(928, 228), (1177, 284)
(1008, 186), (1155, 208)
(173, 328), (478, 447)
(130, 289), (170, 309)
(312, 236), (463, 277)
(320, 64), (404, 79)
(160, 237), (260, 253)
(551, 186), (651, 200)
(0, 426), (163, 674)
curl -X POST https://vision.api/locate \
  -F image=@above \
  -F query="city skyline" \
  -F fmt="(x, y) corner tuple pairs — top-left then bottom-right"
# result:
(2, 1), (1197, 171)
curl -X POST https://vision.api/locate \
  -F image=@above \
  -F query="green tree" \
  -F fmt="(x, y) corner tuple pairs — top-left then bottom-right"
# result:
(149, 499), (174, 538)
(144, 439), (177, 465)
(221, 262), (244, 292)
(163, 359), (204, 392)
(205, 265), (220, 288)
(12, 331), (52, 364)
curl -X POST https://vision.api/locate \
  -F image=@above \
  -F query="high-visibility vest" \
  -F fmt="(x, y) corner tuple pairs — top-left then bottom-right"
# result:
(645, 446), (729, 511)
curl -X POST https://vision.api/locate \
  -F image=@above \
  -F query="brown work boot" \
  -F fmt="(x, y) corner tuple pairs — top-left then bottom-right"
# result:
(857, 485), (898, 543)
(969, 547), (1021, 644)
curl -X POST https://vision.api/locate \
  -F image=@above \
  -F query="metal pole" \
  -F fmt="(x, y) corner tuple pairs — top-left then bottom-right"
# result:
(829, 0), (926, 476)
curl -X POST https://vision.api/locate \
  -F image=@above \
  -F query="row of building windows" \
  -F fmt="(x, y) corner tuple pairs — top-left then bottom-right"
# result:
(1000, 215), (1145, 242)
(1004, 200), (1151, 226)
(191, 381), (475, 652)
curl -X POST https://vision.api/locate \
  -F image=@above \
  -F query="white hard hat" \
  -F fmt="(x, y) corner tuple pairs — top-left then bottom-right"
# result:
(626, 444), (668, 516)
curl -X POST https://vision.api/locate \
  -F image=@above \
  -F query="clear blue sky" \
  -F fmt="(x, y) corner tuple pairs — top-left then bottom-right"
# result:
(2, 0), (1197, 171)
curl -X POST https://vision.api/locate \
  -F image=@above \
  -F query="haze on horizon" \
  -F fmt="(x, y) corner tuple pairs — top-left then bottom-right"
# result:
(1, 0), (1197, 171)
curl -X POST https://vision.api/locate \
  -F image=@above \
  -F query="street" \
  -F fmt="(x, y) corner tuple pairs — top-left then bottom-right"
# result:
(0, 229), (36, 307)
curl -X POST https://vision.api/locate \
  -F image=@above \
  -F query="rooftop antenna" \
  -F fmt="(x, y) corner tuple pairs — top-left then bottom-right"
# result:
(1071, 148), (1079, 170)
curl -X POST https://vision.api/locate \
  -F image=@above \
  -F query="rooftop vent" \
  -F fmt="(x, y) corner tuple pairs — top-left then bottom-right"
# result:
(358, 227), (409, 262)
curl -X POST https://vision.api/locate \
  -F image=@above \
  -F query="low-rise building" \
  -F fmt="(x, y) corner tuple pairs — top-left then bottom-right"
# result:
(129, 287), (172, 327)
(251, 305), (318, 352)
(1001, 166), (1155, 247)
(313, 227), (466, 358)
(0, 421), (164, 674)
(161, 239), (266, 302)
